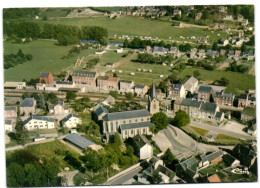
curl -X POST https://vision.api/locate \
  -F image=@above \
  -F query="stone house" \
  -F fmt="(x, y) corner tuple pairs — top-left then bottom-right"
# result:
(197, 86), (212, 102)
(72, 70), (97, 87)
(221, 38), (229, 46)
(168, 46), (181, 58)
(48, 100), (70, 115)
(199, 150), (224, 168)
(182, 76), (198, 94)
(5, 106), (17, 118)
(119, 80), (134, 93)
(167, 84), (186, 99)
(23, 116), (55, 130)
(97, 76), (119, 90)
(195, 12), (202, 20)
(132, 134), (153, 159)
(134, 84), (149, 97)
(101, 109), (153, 139)
(213, 91), (235, 106)
(95, 105), (109, 121)
(19, 98), (36, 115)
(198, 49), (206, 58)
(61, 113), (81, 128)
(173, 10), (182, 17)
(153, 46), (168, 56)
(238, 93), (256, 108)
(206, 50), (219, 58)
(39, 72), (53, 84)
(174, 98), (223, 122)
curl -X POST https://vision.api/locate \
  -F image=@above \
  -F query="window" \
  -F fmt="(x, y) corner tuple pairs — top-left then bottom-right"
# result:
(125, 131), (127, 135)
(131, 130), (134, 134)
(143, 128), (146, 133)
(111, 124), (114, 132)
(123, 121), (126, 123)
(141, 118), (143, 122)
(135, 119), (138, 122)
(129, 120), (132, 123)
(147, 118), (149, 121)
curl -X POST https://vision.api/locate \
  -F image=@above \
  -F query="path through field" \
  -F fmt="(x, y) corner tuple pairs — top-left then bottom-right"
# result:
(216, 62), (229, 70)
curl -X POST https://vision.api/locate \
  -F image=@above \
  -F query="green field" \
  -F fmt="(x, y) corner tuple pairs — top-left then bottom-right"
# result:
(32, 16), (228, 42)
(189, 126), (208, 136)
(4, 40), (96, 81)
(106, 61), (173, 86)
(177, 67), (255, 95)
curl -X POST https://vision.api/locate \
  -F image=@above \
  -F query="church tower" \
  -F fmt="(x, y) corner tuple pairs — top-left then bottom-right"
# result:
(149, 81), (160, 114)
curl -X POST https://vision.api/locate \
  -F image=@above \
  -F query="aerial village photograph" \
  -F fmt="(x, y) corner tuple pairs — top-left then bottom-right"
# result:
(1, 0), (258, 187)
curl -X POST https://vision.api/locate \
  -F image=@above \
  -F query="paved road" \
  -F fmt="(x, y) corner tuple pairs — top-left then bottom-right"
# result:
(108, 166), (142, 185)
(66, 170), (79, 186)
(190, 120), (256, 140)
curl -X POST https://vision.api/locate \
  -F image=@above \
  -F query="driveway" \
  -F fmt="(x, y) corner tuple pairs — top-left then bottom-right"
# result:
(190, 120), (255, 140)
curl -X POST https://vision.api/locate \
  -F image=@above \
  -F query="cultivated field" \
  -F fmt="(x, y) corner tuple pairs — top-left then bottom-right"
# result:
(177, 67), (255, 95)
(32, 16), (228, 42)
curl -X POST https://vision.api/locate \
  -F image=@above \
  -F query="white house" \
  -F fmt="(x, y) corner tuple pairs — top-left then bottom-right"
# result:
(61, 113), (81, 128)
(5, 120), (14, 132)
(182, 76), (198, 94)
(23, 116), (55, 131)
(133, 134), (153, 159)
(48, 100), (70, 115)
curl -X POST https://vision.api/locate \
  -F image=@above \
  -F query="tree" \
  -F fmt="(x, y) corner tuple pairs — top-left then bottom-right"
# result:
(38, 93), (46, 110)
(66, 91), (76, 100)
(172, 110), (190, 128)
(6, 162), (26, 187)
(150, 171), (162, 184)
(22, 92), (30, 99)
(151, 112), (168, 134)
(123, 39), (129, 48)
(162, 148), (175, 166)
(47, 92), (58, 104)
(15, 118), (29, 144)
(193, 70), (201, 78)
(111, 132), (122, 147)
(125, 92), (133, 101)
(109, 91), (118, 99)
(212, 42), (218, 51)
(219, 77), (230, 86)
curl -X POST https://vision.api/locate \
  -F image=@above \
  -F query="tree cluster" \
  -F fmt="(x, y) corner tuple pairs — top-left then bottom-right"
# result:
(227, 61), (249, 73)
(150, 112), (168, 134)
(136, 53), (174, 64)
(4, 49), (32, 69)
(172, 110), (190, 128)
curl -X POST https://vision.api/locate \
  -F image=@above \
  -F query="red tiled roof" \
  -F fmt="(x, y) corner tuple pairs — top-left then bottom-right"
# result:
(208, 174), (221, 183)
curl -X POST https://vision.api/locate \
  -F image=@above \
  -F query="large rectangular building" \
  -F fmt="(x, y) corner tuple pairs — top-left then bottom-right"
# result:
(72, 70), (97, 87)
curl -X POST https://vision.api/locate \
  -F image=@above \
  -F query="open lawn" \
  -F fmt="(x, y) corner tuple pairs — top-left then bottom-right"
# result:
(177, 67), (255, 95)
(189, 126), (208, 136)
(26, 140), (81, 169)
(4, 39), (96, 82)
(199, 162), (228, 176)
(106, 61), (173, 86)
(216, 134), (239, 141)
(32, 16), (228, 42)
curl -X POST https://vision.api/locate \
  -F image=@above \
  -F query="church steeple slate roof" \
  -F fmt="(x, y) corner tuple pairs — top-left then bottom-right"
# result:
(151, 80), (157, 99)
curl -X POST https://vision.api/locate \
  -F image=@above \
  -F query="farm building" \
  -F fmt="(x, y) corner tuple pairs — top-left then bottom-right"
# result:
(65, 133), (100, 150)
(39, 72), (53, 84)
(4, 82), (26, 90)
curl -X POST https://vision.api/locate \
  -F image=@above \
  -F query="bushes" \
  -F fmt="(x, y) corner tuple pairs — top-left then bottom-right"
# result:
(4, 49), (33, 69)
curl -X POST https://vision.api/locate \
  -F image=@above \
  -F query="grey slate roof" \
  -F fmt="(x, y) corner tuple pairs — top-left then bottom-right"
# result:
(223, 154), (237, 165)
(72, 70), (96, 77)
(65, 133), (95, 149)
(170, 46), (178, 51)
(151, 81), (157, 99)
(178, 156), (198, 178)
(5, 120), (13, 125)
(200, 102), (217, 114)
(120, 121), (154, 130)
(198, 86), (212, 93)
(173, 84), (183, 91)
(239, 94), (248, 100)
(5, 106), (17, 111)
(61, 113), (78, 123)
(215, 111), (224, 119)
(135, 84), (145, 89)
(206, 50), (219, 56)
(103, 109), (151, 121)
(56, 81), (73, 85)
(120, 80), (133, 84)
(48, 100), (69, 110)
(201, 150), (224, 163)
(20, 98), (35, 107)
(183, 76), (198, 91)
(95, 106), (109, 117)
(133, 134), (150, 149)
(153, 46), (168, 52)
(181, 99), (202, 108)
(156, 164), (175, 178)
(97, 76), (109, 80)
(40, 72), (49, 77)
(23, 116), (54, 125)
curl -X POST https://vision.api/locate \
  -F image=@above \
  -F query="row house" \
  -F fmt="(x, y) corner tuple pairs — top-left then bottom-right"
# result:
(119, 80), (134, 93)
(96, 76), (119, 90)
(174, 98), (224, 122)
(206, 50), (219, 58)
(5, 106), (17, 118)
(168, 46), (181, 58)
(39, 72), (53, 84)
(167, 83), (186, 99)
(4, 82), (26, 90)
(153, 46), (168, 56)
(213, 91), (235, 106)
(23, 116), (55, 131)
(72, 70), (97, 87)
(99, 107), (153, 139)
(197, 86), (212, 102)
(238, 92), (256, 108)
(182, 76), (199, 94)
(135, 84), (149, 97)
